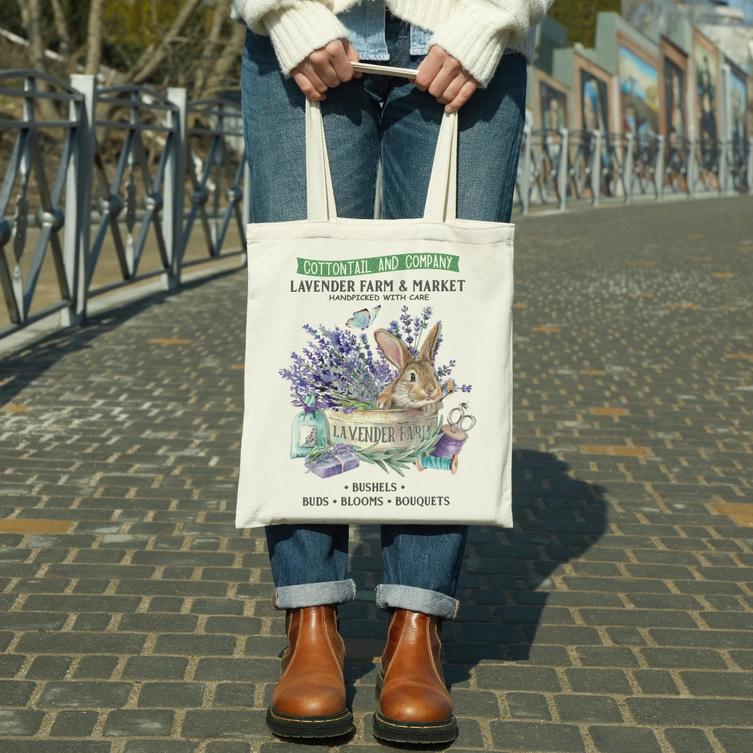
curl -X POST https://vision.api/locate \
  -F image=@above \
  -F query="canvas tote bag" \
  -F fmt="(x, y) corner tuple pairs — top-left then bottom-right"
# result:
(235, 72), (515, 529)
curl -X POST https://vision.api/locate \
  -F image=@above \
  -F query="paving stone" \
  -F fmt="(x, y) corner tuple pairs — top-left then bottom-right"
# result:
(212, 683), (254, 707)
(123, 656), (188, 680)
(604, 627), (647, 647)
(2, 198), (752, 753)
(138, 682), (205, 707)
(664, 727), (716, 753)
(576, 647), (639, 667)
(49, 710), (99, 737)
(204, 616), (263, 634)
(0, 680), (35, 705)
(730, 651), (753, 670)
(16, 632), (145, 654)
(565, 669), (632, 695)
(37, 681), (132, 708)
(556, 695), (623, 722)
(628, 698), (753, 726)
(104, 709), (175, 736)
(650, 629), (753, 649)
(25, 655), (73, 679)
(640, 647), (726, 669)
(195, 659), (279, 681)
(476, 666), (561, 692)
(181, 709), (267, 738)
(505, 692), (551, 720)
(191, 598), (245, 615)
(0, 655), (25, 677)
(73, 655), (120, 679)
(0, 742), (110, 753)
(154, 634), (237, 655)
(713, 728), (753, 753)
(588, 725), (662, 753)
(0, 709), (45, 736)
(124, 742), (196, 753)
(579, 608), (697, 628)
(204, 744), (252, 753)
(490, 721), (585, 752)
(0, 612), (67, 630)
(681, 670), (753, 697)
(633, 669), (679, 695)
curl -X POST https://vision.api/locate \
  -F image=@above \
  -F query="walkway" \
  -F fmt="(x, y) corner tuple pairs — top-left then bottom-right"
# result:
(1, 196), (752, 753)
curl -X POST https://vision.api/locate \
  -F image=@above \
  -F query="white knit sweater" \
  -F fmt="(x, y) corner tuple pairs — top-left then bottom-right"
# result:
(231, 0), (552, 88)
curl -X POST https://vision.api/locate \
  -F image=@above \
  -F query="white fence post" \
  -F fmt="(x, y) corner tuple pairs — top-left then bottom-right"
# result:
(164, 87), (187, 289)
(64, 74), (95, 324)
(591, 131), (601, 207)
(687, 140), (696, 197)
(623, 133), (634, 204)
(557, 128), (568, 212)
(655, 135), (665, 199)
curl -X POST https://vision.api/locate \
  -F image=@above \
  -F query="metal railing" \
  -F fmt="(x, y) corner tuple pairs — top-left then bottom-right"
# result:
(516, 125), (753, 213)
(0, 71), (249, 340)
(2, 67), (752, 342)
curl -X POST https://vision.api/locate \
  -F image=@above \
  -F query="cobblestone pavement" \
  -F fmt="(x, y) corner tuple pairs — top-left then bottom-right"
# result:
(1, 196), (752, 753)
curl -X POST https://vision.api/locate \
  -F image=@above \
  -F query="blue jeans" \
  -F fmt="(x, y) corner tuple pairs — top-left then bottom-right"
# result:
(240, 10), (526, 620)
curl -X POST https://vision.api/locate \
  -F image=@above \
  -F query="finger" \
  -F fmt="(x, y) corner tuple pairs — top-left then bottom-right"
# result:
(415, 46), (444, 91)
(309, 48), (340, 87)
(445, 79), (477, 112)
(437, 73), (468, 105)
(314, 59), (341, 88)
(428, 57), (461, 100)
(345, 42), (362, 78)
(301, 62), (329, 94)
(292, 71), (325, 101)
(329, 40), (355, 82)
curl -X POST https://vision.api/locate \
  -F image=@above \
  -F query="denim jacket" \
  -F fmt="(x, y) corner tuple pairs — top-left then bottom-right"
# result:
(338, 0), (432, 59)
(337, 1), (518, 61)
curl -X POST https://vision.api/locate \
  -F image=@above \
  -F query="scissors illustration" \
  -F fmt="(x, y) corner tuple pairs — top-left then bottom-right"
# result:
(448, 403), (476, 433)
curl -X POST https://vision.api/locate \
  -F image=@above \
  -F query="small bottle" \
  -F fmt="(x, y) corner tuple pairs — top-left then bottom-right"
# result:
(290, 394), (329, 458)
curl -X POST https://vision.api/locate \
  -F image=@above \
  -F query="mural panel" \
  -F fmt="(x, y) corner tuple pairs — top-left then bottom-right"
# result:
(618, 40), (660, 139)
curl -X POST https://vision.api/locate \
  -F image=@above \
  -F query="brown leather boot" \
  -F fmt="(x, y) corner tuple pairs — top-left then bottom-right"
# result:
(266, 604), (354, 738)
(373, 608), (458, 744)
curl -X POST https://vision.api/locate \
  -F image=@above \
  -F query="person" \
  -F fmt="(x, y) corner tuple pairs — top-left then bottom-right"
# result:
(231, 0), (552, 744)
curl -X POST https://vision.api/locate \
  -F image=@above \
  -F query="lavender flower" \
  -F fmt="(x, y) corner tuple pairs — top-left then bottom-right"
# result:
(280, 307), (471, 410)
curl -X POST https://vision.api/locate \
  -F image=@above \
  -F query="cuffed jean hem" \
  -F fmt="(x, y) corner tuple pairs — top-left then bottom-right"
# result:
(271, 578), (357, 609)
(374, 584), (460, 620)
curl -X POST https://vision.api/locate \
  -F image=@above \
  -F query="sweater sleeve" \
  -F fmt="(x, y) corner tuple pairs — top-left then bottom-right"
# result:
(231, 0), (351, 75)
(428, 0), (554, 88)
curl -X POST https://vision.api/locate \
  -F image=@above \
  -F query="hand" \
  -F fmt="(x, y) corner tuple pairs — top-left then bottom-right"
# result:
(291, 38), (362, 101)
(415, 45), (478, 113)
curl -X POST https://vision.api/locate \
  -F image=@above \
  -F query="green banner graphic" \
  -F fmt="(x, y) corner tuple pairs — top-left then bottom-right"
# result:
(296, 253), (460, 277)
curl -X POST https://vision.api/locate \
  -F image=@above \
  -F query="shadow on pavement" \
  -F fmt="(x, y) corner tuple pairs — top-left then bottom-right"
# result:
(0, 266), (243, 408)
(343, 448), (608, 716)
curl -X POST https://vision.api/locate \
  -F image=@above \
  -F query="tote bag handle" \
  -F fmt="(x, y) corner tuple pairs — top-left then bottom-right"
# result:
(305, 79), (458, 223)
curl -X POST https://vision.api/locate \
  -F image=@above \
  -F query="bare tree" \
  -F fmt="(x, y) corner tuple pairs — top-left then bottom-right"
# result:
(199, 19), (245, 100)
(192, 0), (245, 100)
(50, 0), (72, 64)
(128, 0), (205, 84)
(84, 0), (104, 75)
(16, 0), (60, 120)
(194, 0), (227, 98)
(17, 0), (46, 69)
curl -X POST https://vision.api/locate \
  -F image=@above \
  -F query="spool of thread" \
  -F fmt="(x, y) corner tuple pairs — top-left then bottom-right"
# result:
(415, 453), (459, 474)
(432, 424), (467, 458)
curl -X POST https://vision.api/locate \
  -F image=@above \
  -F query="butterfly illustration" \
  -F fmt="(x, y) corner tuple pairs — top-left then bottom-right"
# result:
(346, 305), (381, 330)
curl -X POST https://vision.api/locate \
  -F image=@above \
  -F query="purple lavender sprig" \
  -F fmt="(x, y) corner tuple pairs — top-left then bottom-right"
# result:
(280, 307), (472, 410)
(280, 323), (393, 411)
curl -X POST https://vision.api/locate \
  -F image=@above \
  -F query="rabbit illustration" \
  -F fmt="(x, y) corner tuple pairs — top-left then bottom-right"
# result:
(374, 322), (444, 409)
